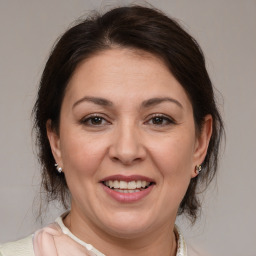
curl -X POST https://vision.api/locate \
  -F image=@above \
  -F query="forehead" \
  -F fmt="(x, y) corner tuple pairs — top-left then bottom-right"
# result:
(64, 48), (192, 110)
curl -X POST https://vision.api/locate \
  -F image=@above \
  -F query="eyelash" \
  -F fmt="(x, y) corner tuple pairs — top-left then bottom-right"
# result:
(80, 114), (111, 126)
(145, 114), (176, 126)
(80, 113), (175, 127)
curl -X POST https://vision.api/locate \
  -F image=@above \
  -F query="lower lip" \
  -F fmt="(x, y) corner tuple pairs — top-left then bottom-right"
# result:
(101, 183), (154, 203)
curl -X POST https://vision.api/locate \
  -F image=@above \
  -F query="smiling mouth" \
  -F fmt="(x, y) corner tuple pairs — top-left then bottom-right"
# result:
(102, 180), (155, 193)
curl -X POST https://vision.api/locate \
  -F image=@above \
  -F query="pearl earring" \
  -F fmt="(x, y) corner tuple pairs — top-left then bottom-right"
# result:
(195, 165), (202, 175)
(55, 163), (62, 173)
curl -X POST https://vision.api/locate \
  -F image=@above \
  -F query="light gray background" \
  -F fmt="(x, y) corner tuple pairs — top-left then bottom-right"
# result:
(0, 1), (255, 255)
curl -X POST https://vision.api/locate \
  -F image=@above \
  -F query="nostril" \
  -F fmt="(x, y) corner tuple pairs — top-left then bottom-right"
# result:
(112, 156), (120, 162)
(111, 156), (142, 165)
(108, 138), (146, 165)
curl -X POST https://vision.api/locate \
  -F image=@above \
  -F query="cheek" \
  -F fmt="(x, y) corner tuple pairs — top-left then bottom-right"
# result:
(148, 130), (195, 180)
(60, 130), (108, 180)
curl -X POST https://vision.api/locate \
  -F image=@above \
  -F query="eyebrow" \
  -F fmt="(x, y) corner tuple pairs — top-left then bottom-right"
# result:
(72, 96), (183, 109)
(72, 96), (113, 109)
(141, 97), (183, 109)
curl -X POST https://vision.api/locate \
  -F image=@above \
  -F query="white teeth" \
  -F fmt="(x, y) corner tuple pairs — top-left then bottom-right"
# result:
(120, 181), (127, 189)
(113, 189), (141, 193)
(113, 180), (119, 189)
(104, 180), (151, 190)
(128, 181), (137, 189)
(136, 180), (142, 188)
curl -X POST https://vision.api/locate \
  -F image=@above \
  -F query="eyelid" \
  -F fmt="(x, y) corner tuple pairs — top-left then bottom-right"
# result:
(144, 113), (176, 125)
(80, 113), (112, 125)
(79, 113), (176, 126)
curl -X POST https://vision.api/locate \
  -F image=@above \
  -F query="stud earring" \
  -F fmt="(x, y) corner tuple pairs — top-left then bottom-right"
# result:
(55, 163), (62, 173)
(195, 165), (202, 175)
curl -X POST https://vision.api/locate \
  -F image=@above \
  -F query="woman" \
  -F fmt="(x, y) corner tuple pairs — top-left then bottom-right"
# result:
(0, 5), (223, 256)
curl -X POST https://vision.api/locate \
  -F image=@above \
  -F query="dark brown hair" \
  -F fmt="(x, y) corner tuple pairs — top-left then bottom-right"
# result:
(33, 5), (224, 222)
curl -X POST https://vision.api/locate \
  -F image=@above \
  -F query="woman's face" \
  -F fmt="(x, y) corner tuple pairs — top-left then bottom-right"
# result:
(48, 48), (210, 238)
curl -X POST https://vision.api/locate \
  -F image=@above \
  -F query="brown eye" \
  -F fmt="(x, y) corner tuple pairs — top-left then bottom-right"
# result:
(146, 114), (175, 126)
(152, 117), (166, 125)
(81, 115), (109, 126)
(90, 116), (103, 125)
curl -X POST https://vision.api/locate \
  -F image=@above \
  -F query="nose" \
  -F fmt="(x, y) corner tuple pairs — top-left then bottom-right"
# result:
(108, 122), (146, 165)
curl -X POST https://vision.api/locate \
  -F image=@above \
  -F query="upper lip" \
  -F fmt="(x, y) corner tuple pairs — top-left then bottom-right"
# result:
(100, 174), (155, 183)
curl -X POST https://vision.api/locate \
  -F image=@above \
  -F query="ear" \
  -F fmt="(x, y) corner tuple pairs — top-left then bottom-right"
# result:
(46, 119), (63, 169)
(191, 114), (213, 178)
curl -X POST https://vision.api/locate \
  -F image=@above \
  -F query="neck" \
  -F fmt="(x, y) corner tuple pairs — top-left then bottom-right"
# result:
(63, 209), (177, 256)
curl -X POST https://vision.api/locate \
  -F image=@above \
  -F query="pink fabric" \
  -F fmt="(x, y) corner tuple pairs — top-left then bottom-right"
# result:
(33, 223), (97, 256)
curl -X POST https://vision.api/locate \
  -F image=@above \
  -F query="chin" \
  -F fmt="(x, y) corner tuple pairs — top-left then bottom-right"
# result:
(106, 224), (150, 239)
(98, 211), (155, 238)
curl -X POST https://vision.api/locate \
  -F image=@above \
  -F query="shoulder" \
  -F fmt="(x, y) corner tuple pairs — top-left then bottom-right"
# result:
(0, 235), (34, 256)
